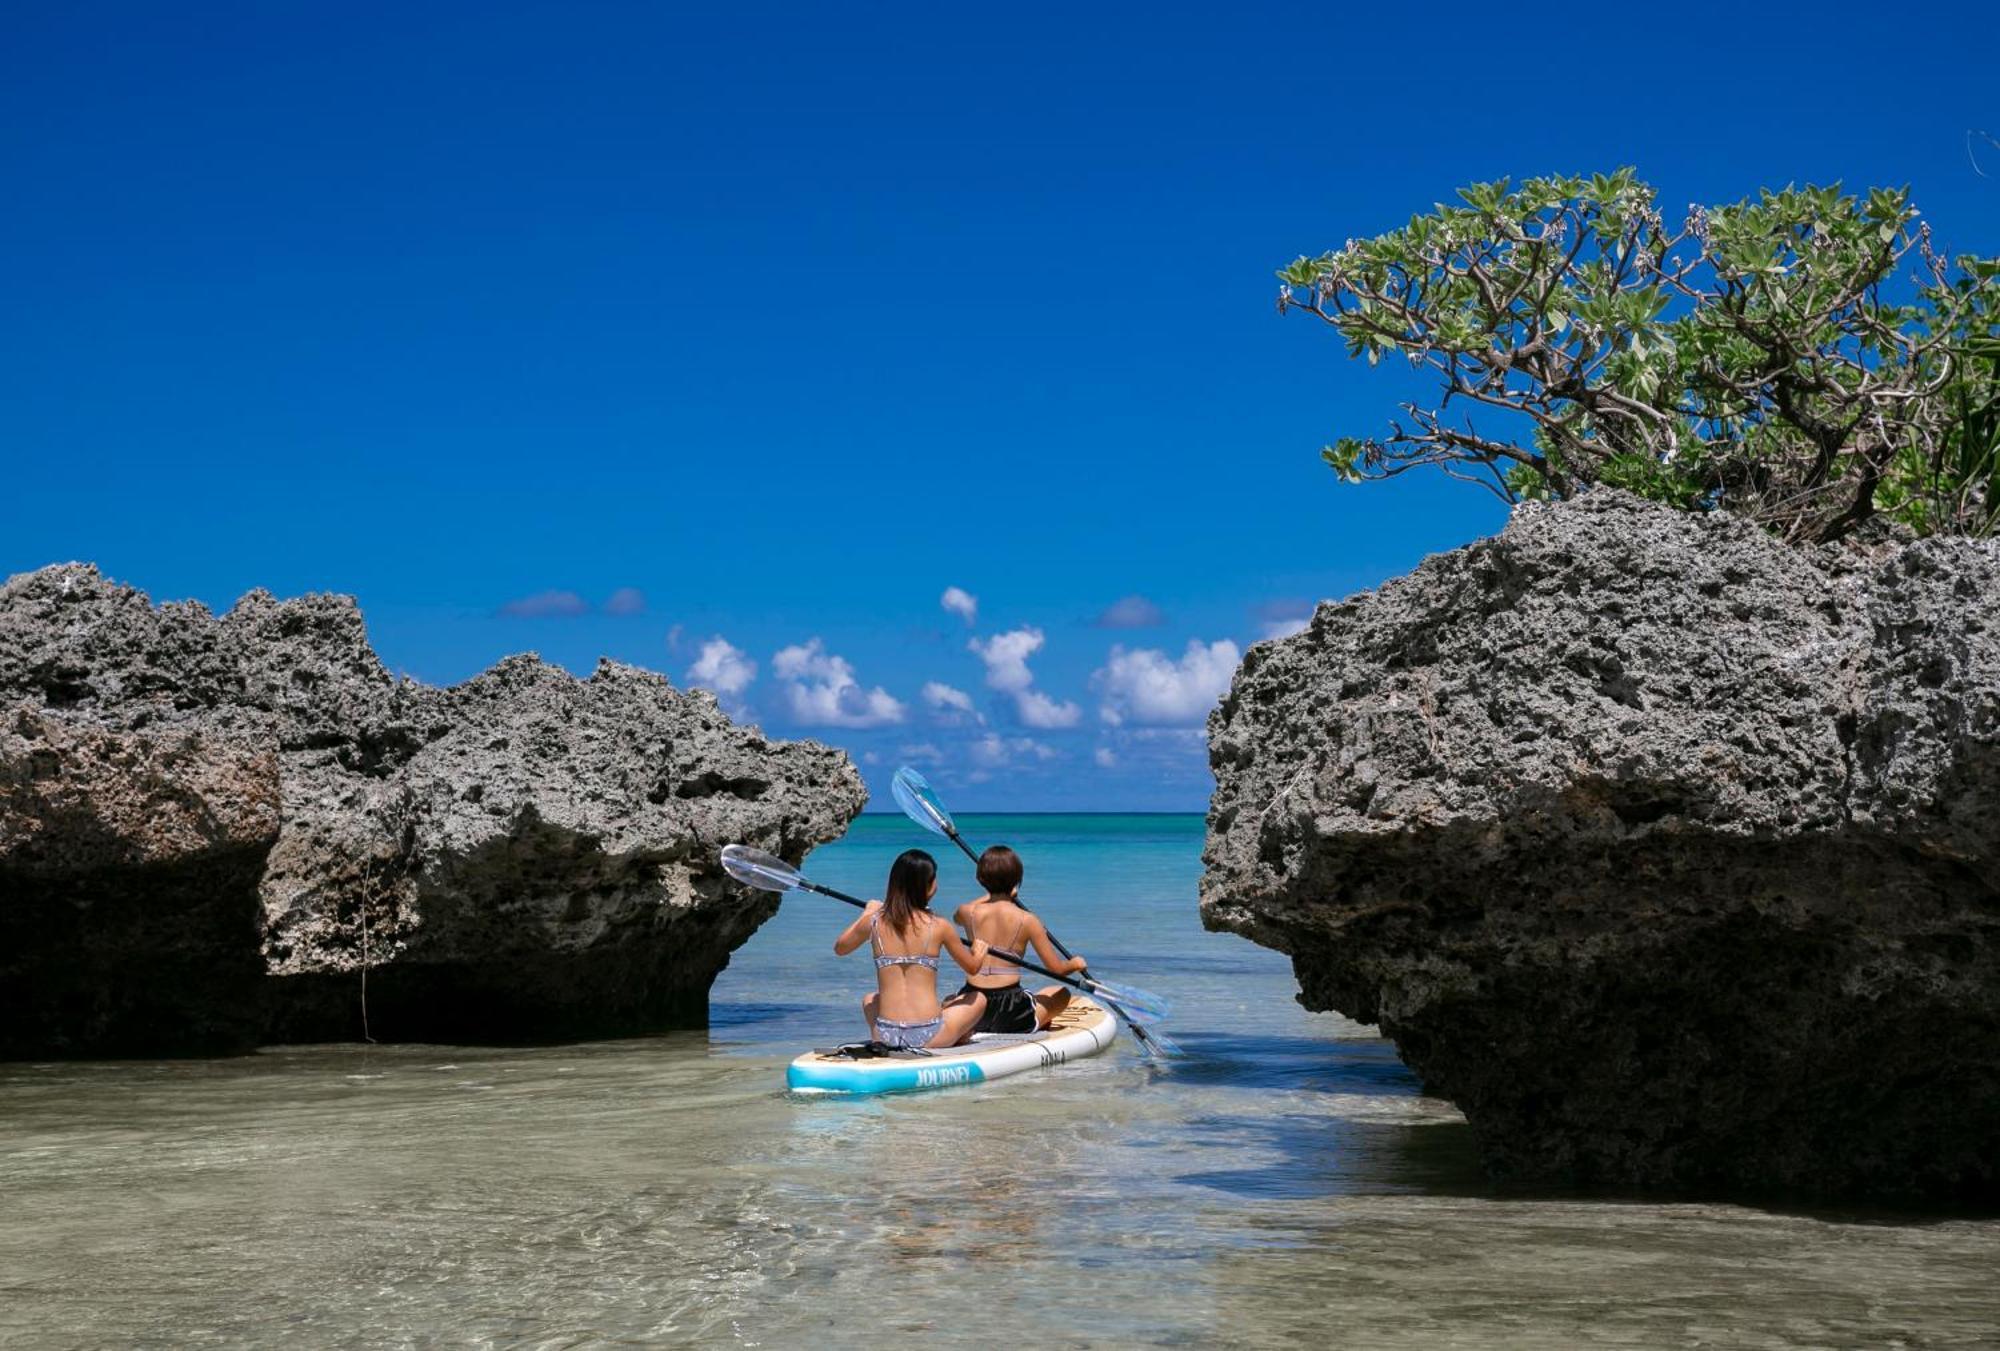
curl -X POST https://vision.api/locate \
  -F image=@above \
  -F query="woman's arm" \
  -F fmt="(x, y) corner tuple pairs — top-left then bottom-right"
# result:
(939, 922), (990, 977)
(1027, 915), (1087, 976)
(832, 901), (883, 956)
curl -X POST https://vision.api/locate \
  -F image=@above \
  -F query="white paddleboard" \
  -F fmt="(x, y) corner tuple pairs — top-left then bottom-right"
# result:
(786, 997), (1117, 1095)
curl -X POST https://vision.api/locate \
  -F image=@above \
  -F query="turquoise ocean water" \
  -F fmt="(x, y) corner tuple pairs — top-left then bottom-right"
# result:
(3, 814), (1997, 1347)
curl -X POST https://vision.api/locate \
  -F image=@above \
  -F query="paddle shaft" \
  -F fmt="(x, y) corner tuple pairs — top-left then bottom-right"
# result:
(798, 879), (1094, 998)
(940, 827), (1082, 962)
(937, 825), (1163, 1053)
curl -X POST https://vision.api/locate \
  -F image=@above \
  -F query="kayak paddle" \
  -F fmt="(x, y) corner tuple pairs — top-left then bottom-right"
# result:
(889, 767), (1182, 1058)
(719, 845), (1172, 1024)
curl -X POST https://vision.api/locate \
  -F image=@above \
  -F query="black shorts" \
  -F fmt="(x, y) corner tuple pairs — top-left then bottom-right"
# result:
(956, 982), (1037, 1034)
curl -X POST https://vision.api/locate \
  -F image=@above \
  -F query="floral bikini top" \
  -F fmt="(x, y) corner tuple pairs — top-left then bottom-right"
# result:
(869, 912), (939, 970)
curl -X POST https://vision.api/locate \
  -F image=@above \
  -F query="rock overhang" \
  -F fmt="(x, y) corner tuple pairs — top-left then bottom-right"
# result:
(0, 563), (866, 1053)
(1202, 492), (2000, 1202)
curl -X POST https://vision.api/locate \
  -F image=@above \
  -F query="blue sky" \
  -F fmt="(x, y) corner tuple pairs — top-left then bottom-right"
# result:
(4, 2), (1993, 809)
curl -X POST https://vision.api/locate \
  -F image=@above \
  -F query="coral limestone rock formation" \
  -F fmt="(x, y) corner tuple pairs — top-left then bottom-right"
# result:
(0, 564), (864, 1053)
(258, 654), (862, 1042)
(0, 708), (281, 1055)
(1203, 492), (2000, 1202)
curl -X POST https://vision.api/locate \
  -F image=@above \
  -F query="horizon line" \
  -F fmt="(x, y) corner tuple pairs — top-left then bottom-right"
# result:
(854, 809), (1206, 816)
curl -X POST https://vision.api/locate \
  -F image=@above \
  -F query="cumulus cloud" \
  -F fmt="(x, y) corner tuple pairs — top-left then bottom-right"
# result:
(941, 586), (978, 625)
(968, 627), (1082, 728)
(921, 681), (980, 723)
(1016, 688), (1082, 729)
(1095, 639), (1241, 726)
(1094, 745), (1117, 768)
(772, 639), (906, 728)
(970, 628), (1041, 693)
(1259, 614), (1312, 641)
(603, 587), (647, 616)
(1093, 595), (1166, 629)
(687, 637), (757, 696)
(497, 589), (590, 619)
(969, 733), (1059, 768)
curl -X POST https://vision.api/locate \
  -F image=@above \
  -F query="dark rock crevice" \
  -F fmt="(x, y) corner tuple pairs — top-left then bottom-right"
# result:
(0, 844), (275, 1057)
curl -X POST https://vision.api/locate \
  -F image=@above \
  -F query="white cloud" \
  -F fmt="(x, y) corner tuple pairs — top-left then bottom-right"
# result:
(772, 638), (906, 728)
(969, 734), (1059, 768)
(941, 586), (978, 625)
(969, 628), (1041, 693)
(1094, 746), (1117, 768)
(897, 742), (945, 765)
(921, 680), (981, 724)
(1258, 615), (1311, 642)
(1095, 639), (1241, 726)
(969, 626), (1081, 728)
(1016, 688), (1082, 729)
(686, 637), (757, 697)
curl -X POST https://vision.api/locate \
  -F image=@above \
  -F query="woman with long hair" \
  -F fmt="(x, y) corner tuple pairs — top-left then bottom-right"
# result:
(832, 848), (989, 1048)
(948, 845), (1085, 1039)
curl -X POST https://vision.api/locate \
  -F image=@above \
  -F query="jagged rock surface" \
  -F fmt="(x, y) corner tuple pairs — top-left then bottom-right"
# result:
(0, 708), (281, 1055)
(0, 565), (865, 1052)
(1203, 492), (2000, 1202)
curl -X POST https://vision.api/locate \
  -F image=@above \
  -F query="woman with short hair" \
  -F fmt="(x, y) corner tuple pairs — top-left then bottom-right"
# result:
(947, 844), (1086, 1040)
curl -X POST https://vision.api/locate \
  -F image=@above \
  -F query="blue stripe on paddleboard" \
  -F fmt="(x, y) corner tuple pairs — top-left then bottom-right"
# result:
(787, 1058), (989, 1094)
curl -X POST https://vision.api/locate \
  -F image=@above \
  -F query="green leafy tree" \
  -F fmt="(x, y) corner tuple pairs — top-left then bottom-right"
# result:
(1280, 170), (2000, 541)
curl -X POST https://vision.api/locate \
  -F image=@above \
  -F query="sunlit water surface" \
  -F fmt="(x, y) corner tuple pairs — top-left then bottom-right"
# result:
(3, 815), (1996, 1348)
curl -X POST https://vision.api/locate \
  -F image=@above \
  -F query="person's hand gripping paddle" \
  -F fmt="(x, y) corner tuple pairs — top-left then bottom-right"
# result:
(888, 768), (1182, 1059)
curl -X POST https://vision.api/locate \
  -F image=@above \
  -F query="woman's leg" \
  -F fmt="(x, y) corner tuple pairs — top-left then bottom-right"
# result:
(861, 991), (880, 1039)
(1030, 985), (1070, 1029)
(929, 991), (986, 1047)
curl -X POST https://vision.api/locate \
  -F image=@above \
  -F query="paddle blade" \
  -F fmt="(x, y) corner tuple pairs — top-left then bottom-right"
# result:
(891, 766), (955, 837)
(1130, 1024), (1184, 1059)
(1085, 978), (1170, 1025)
(720, 844), (803, 893)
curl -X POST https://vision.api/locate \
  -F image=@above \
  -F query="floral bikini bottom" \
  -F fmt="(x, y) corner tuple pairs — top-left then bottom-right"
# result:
(872, 1019), (940, 1047)
(873, 1015), (942, 1049)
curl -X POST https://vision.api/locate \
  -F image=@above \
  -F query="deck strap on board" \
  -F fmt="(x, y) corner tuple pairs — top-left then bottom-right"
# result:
(815, 1042), (935, 1060)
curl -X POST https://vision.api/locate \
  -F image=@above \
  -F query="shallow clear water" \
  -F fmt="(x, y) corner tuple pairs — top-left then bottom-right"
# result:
(3, 815), (1996, 1348)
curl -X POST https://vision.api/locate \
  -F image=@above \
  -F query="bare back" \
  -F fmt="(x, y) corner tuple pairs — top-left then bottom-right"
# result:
(869, 911), (949, 1020)
(956, 896), (1050, 990)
